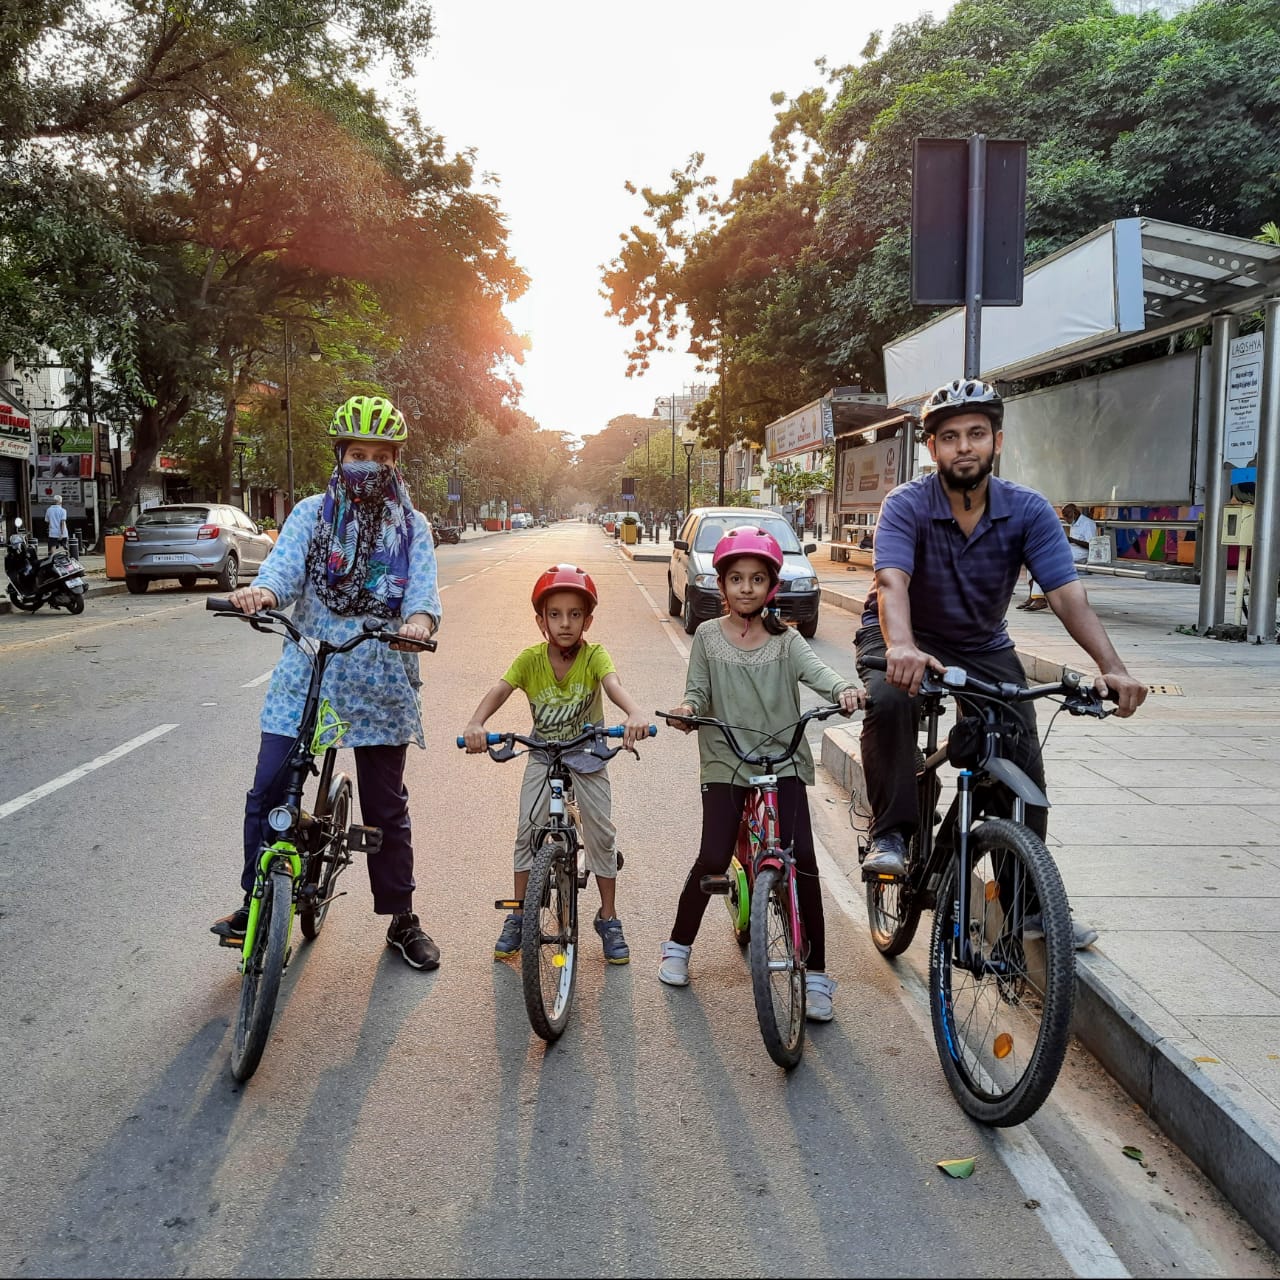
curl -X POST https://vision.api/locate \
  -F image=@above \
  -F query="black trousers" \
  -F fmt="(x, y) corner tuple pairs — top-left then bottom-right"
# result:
(854, 625), (1047, 842)
(241, 732), (416, 915)
(670, 777), (826, 972)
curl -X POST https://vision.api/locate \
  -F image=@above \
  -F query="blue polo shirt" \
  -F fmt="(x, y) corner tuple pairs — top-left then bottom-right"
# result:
(863, 473), (1077, 654)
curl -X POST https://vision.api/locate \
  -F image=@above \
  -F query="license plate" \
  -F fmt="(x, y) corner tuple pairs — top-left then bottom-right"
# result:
(152, 554), (188, 563)
(64, 577), (86, 589)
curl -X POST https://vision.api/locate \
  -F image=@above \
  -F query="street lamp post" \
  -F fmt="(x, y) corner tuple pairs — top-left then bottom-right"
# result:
(280, 316), (322, 508)
(683, 440), (695, 515)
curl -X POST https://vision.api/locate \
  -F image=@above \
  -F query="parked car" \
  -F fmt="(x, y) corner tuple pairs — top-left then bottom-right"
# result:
(121, 503), (275, 594)
(668, 507), (822, 638)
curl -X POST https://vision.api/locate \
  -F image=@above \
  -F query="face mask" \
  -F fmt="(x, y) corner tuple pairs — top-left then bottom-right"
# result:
(340, 459), (394, 499)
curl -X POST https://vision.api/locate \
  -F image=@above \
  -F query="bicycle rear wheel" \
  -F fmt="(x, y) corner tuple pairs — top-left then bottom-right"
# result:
(521, 832), (579, 1042)
(231, 866), (293, 1082)
(300, 775), (352, 941)
(929, 818), (1074, 1126)
(749, 866), (805, 1069)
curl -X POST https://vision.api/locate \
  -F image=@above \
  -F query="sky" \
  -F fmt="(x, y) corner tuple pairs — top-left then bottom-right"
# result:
(407, 0), (950, 439)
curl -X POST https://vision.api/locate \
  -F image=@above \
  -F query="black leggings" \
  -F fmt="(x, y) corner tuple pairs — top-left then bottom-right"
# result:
(670, 778), (825, 972)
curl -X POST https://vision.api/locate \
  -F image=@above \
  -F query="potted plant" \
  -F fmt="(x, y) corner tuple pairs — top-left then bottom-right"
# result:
(621, 513), (639, 545)
(258, 515), (279, 543)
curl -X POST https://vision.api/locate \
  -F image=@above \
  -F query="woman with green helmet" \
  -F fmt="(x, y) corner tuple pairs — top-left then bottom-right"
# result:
(211, 394), (444, 970)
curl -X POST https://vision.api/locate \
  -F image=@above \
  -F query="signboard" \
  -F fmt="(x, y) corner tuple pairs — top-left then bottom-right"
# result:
(765, 399), (827, 461)
(36, 422), (92, 453)
(837, 438), (899, 513)
(1224, 332), (1263, 467)
(32, 479), (86, 517)
(0, 403), (32, 461)
(36, 453), (94, 479)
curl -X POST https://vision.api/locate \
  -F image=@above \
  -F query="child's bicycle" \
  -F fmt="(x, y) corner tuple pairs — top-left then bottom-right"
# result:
(662, 703), (850, 1070)
(208, 597), (436, 1082)
(456, 722), (655, 1042)
(858, 654), (1114, 1125)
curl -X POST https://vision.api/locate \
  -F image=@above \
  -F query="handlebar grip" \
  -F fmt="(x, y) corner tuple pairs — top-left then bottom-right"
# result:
(206, 597), (238, 613)
(860, 655), (888, 671)
(455, 732), (506, 747)
(602, 725), (660, 739)
(648, 724), (658, 737)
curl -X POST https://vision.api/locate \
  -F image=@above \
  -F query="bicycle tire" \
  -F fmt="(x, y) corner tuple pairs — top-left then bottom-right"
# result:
(521, 832), (579, 1042)
(866, 749), (927, 957)
(231, 866), (293, 1083)
(300, 775), (352, 941)
(929, 818), (1074, 1126)
(749, 866), (805, 1069)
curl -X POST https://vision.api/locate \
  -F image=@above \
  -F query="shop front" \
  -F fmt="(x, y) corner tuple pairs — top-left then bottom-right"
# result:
(0, 400), (34, 537)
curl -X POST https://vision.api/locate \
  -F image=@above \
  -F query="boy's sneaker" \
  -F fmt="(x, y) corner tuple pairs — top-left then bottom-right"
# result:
(494, 912), (523, 959)
(805, 971), (837, 1022)
(210, 904), (250, 941)
(658, 941), (691, 987)
(594, 913), (630, 964)
(386, 912), (440, 971)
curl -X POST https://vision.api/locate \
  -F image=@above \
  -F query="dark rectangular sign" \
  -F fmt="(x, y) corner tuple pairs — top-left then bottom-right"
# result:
(910, 137), (1027, 307)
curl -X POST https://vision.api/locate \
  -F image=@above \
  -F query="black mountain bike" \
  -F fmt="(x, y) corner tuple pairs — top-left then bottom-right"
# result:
(858, 655), (1114, 1126)
(458, 723), (655, 1042)
(209, 597), (435, 1082)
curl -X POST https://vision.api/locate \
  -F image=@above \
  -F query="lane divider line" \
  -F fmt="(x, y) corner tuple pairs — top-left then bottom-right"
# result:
(811, 836), (1130, 1280)
(241, 671), (273, 688)
(0, 724), (180, 822)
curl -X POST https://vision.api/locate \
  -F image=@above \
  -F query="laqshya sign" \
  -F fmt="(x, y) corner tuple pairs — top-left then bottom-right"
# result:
(1225, 332), (1263, 467)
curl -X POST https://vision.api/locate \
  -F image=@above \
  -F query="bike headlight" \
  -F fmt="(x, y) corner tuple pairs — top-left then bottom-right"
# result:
(267, 805), (294, 833)
(694, 573), (719, 589)
(788, 576), (819, 593)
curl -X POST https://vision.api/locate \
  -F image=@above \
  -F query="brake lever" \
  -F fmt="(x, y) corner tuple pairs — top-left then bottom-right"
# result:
(487, 740), (519, 762)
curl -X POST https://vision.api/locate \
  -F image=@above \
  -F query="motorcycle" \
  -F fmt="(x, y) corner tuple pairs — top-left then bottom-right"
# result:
(4, 519), (89, 615)
(431, 524), (462, 546)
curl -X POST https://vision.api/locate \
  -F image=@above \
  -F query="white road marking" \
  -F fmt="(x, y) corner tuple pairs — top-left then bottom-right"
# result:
(241, 670), (273, 688)
(0, 724), (179, 821)
(812, 836), (1130, 1280)
(623, 566), (690, 660)
(457, 573), (475, 582)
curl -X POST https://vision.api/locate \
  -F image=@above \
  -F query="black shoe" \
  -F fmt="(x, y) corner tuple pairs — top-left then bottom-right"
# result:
(386, 912), (441, 971)
(211, 904), (250, 940)
(861, 830), (909, 881)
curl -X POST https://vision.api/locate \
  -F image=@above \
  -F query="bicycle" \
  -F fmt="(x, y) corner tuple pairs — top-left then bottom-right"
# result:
(207, 597), (436, 1082)
(456, 722), (656, 1042)
(661, 704), (851, 1070)
(857, 654), (1114, 1125)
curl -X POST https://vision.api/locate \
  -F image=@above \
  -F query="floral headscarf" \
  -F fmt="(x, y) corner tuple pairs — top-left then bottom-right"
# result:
(305, 459), (416, 618)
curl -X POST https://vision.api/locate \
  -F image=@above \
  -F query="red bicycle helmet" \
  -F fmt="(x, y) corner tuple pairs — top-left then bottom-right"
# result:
(531, 563), (598, 613)
(712, 527), (784, 602)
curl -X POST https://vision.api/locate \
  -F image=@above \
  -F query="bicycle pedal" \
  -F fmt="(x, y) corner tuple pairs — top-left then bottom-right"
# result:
(860, 867), (903, 885)
(347, 824), (382, 854)
(216, 934), (244, 949)
(494, 898), (523, 911)
(700, 874), (731, 895)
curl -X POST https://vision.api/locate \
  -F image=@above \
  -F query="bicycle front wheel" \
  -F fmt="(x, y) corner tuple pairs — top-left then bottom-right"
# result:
(231, 866), (293, 1082)
(749, 866), (805, 1070)
(929, 818), (1074, 1126)
(300, 775), (352, 941)
(521, 833), (578, 1042)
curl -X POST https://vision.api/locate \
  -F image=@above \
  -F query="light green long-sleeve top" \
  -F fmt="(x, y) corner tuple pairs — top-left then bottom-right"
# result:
(682, 619), (856, 786)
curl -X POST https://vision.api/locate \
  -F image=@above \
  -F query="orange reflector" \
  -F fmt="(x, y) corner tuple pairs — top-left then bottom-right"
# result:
(994, 1032), (1013, 1059)
(985, 880), (1000, 902)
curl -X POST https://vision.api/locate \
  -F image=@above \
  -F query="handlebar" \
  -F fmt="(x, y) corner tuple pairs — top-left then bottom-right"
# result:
(456, 722), (657, 762)
(207, 597), (437, 652)
(859, 654), (1113, 718)
(658, 703), (850, 767)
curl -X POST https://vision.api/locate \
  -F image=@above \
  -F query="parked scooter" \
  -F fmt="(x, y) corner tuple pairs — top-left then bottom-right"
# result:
(4, 519), (88, 615)
(431, 524), (461, 546)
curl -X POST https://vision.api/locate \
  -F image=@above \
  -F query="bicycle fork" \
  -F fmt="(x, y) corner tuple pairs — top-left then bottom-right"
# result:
(237, 844), (302, 971)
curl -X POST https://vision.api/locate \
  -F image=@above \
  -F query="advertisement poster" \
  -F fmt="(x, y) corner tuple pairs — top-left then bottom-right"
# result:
(837, 438), (899, 512)
(1225, 332), (1262, 467)
(36, 453), (94, 479)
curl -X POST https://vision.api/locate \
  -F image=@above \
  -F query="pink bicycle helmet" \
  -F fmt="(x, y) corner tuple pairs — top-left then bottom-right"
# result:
(712, 527), (784, 603)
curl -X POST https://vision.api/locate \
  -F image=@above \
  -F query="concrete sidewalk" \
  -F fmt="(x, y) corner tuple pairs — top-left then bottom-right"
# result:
(0, 524), (504, 615)
(812, 545), (1280, 1251)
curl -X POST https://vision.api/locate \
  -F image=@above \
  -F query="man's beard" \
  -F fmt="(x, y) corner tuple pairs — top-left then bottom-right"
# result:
(937, 450), (995, 495)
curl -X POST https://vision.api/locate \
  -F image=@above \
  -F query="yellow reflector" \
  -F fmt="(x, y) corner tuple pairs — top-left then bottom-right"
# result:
(985, 880), (1000, 901)
(994, 1032), (1013, 1059)
(553, 953), (566, 968)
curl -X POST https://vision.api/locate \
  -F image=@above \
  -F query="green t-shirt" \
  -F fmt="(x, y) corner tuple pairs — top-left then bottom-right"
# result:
(503, 642), (617, 772)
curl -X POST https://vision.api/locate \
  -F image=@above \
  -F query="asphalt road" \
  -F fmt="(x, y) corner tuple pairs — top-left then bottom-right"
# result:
(0, 521), (1274, 1278)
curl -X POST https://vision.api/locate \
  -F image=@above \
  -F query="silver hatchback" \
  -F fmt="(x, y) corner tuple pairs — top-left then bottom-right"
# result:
(122, 504), (274, 594)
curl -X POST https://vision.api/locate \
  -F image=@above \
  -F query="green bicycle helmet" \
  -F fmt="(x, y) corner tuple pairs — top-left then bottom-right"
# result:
(328, 395), (408, 444)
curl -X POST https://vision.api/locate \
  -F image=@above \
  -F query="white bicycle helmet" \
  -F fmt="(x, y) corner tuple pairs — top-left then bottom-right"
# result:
(920, 379), (1003, 435)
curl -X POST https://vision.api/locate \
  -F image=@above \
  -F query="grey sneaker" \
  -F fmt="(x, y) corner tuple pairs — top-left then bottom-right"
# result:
(805, 972), (837, 1022)
(494, 912), (523, 959)
(594, 913), (630, 965)
(658, 941), (691, 986)
(861, 830), (908, 880)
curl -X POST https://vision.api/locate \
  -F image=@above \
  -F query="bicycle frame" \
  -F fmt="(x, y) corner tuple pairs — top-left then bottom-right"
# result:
(736, 770), (807, 965)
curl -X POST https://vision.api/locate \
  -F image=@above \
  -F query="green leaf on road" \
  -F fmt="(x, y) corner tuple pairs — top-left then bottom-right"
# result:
(1122, 1146), (1144, 1161)
(937, 1157), (976, 1178)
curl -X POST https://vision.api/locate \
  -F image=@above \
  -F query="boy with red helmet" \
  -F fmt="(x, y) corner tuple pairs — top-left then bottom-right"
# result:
(462, 564), (650, 963)
(662, 529), (865, 1021)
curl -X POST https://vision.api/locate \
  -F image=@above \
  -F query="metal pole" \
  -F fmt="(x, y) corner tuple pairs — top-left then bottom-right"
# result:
(669, 395), (676, 524)
(1247, 296), (1280, 643)
(1198, 314), (1238, 632)
(282, 316), (295, 508)
(685, 450), (692, 513)
(963, 133), (987, 379)
(718, 346), (727, 505)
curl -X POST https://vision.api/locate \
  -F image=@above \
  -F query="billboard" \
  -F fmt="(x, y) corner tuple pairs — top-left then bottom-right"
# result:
(765, 398), (828, 461)
(837, 437), (900, 513)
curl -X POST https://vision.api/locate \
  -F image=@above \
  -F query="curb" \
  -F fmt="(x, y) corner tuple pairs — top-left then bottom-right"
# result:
(618, 542), (670, 564)
(820, 721), (1280, 1254)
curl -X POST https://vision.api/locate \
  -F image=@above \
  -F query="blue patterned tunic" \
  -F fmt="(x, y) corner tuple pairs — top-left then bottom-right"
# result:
(253, 494), (441, 748)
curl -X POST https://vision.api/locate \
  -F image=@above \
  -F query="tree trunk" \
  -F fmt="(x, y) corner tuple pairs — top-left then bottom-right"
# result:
(105, 395), (192, 528)
(219, 363), (250, 507)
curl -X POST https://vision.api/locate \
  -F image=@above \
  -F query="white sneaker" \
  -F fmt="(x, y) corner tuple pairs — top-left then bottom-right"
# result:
(658, 941), (691, 986)
(805, 971), (836, 1022)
